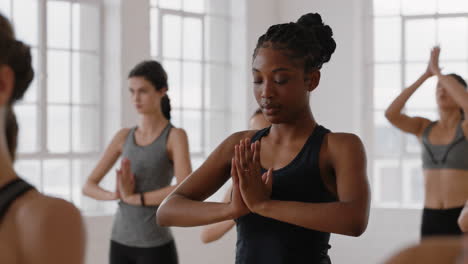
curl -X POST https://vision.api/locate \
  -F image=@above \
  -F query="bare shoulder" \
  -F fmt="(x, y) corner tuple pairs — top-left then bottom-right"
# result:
(385, 238), (461, 264)
(114, 127), (132, 142)
(168, 127), (188, 141)
(18, 192), (85, 264)
(327, 132), (365, 152)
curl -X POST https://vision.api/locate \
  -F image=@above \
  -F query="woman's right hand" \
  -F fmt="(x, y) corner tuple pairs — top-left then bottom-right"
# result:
(228, 158), (250, 219)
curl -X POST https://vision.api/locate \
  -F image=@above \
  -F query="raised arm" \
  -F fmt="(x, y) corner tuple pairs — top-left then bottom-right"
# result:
(119, 128), (193, 206)
(385, 51), (434, 136)
(156, 131), (253, 227)
(82, 128), (130, 200)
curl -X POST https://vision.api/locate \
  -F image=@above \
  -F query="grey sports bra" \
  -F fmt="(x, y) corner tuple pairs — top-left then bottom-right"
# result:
(421, 121), (468, 170)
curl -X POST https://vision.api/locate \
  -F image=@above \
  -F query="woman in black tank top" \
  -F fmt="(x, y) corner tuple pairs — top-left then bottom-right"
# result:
(0, 13), (85, 264)
(157, 13), (371, 264)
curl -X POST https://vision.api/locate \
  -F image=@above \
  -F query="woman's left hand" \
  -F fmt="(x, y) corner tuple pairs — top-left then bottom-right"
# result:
(234, 138), (273, 214)
(117, 158), (136, 203)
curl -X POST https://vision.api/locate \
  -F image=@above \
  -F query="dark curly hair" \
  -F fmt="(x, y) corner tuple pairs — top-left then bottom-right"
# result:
(253, 13), (336, 73)
(128, 60), (172, 120)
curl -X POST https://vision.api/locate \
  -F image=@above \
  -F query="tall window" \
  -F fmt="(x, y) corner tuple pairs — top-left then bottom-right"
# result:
(0, 0), (103, 212)
(150, 0), (232, 168)
(372, 0), (468, 207)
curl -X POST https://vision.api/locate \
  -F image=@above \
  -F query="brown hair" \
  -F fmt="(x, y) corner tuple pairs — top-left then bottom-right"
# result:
(0, 13), (34, 158)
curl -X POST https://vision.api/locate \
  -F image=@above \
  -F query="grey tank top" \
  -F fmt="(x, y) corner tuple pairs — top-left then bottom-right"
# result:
(421, 121), (468, 170)
(111, 123), (175, 247)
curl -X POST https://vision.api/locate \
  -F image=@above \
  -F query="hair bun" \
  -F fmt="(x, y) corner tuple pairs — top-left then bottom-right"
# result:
(297, 13), (336, 64)
(297, 13), (324, 28)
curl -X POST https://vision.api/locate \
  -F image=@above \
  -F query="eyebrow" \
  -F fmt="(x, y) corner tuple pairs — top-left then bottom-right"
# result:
(252, 67), (291, 73)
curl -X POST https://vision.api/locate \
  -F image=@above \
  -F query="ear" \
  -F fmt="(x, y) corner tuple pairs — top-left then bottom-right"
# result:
(0, 65), (14, 106)
(304, 70), (320, 92)
(158, 86), (168, 96)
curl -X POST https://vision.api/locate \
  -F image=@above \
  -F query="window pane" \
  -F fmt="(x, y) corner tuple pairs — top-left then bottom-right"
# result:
(374, 111), (401, 155)
(403, 159), (424, 204)
(47, 1), (71, 49)
(374, 64), (401, 109)
(159, 0), (181, 10)
(182, 110), (202, 153)
(182, 62), (202, 108)
(205, 64), (228, 110)
(0, 0), (11, 18)
(13, 0), (38, 46)
(374, 18), (401, 62)
(48, 105), (71, 153)
(14, 104), (38, 153)
(437, 18), (468, 61)
(375, 159), (401, 204)
(14, 160), (41, 189)
(43, 159), (70, 200)
(183, 17), (202, 60)
(23, 48), (38, 103)
(405, 110), (438, 153)
(405, 19), (436, 62)
(72, 106), (99, 152)
(163, 60), (181, 108)
(205, 16), (228, 62)
(72, 158), (96, 207)
(48, 50), (71, 103)
(204, 111), (229, 153)
(150, 8), (159, 57)
(162, 15), (181, 58)
(72, 52), (99, 104)
(438, 0), (468, 13)
(401, 0), (436, 15)
(183, 0), (204, 13)
(73, 2), (100, 51)
(405, 63), (437, 109)
(206, 0), (229, 15)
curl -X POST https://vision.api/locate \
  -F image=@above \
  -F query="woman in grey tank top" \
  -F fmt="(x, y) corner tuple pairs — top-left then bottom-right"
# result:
(385, 46), (468, 238)
(82, 61), (192, 264)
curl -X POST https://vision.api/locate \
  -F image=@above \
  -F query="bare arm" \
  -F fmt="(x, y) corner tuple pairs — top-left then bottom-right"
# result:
(238, 134), (370, 237)
(385, 49), (436, 136)
(157, 131), (253, 227)
(122, 128), (193, 206)
(458, 201), (468, 232)
(200, 186), (236, 243)
(384, 73), (432, 136)
(82, 128), (130, 200)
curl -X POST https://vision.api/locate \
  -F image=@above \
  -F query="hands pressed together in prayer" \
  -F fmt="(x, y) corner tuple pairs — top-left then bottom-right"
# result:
(228, 138), (273, 219)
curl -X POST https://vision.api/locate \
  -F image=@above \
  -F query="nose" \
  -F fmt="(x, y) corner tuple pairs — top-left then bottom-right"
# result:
(261, 80), (275, 99)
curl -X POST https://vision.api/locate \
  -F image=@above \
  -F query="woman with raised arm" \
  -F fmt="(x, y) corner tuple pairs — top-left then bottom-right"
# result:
(385, 47), (468, 238)
(82, 61), (192, 264)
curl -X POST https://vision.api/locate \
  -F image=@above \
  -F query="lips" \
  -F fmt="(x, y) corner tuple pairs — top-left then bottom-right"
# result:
(262, 104), (280, 115)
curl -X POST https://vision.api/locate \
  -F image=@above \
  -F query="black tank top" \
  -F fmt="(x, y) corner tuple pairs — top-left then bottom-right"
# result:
(235, 125), (337, 264)
(0, 178), (34, 221)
